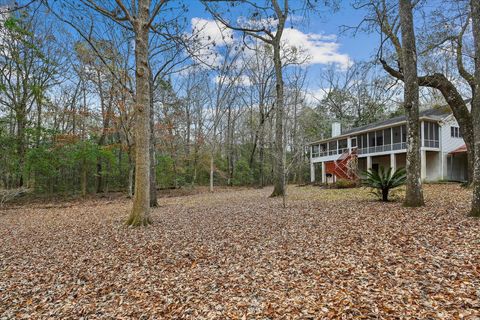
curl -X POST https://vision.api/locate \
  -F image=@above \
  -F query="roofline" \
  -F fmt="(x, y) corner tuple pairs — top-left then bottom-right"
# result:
(308, 116), (443, 145)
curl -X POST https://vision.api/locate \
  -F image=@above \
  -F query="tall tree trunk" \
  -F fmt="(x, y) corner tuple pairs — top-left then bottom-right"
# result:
(259, 122), (265, 188)
(16, 109), (26, 187)
(81, 157), (87, 198)
(127, 3), (151, 226)
(470, 0), (480, 216)
(128, 150), (134, 199)
(210, 153), (214, 192)
(227, 107), (234, 186)
(149, 67), (158, 207)
(400, 0), (424, 207)
(270, 41), (285, 197)
(399, 0), (424, 207)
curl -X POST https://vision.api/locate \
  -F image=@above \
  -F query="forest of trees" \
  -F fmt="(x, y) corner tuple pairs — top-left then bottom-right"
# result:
(0, 0), (479, 219)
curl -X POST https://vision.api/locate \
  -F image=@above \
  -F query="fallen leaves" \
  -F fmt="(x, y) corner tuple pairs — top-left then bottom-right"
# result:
(0, 184), (479, 319)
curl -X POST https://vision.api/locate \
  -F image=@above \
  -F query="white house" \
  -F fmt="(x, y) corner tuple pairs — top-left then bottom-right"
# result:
(309, 107), (469, 183)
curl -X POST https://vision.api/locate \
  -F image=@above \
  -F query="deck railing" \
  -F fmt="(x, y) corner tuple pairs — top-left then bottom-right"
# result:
(423, 140), (440, 148)
(357, 142), (407, 155)
(313, 140), (439, 158)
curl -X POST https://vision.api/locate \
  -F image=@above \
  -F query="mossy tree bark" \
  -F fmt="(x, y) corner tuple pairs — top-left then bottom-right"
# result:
(470, 0), (480, 217)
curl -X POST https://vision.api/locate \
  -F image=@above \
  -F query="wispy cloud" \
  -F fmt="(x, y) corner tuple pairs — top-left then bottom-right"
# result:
(187, 17), (351, 74)
(282, 29), (351, 69)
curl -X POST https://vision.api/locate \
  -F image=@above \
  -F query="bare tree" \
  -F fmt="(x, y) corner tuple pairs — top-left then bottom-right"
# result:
(244, 43), (275, 187)
(69, 0), (170, 226)
(202, 0), (290, 197)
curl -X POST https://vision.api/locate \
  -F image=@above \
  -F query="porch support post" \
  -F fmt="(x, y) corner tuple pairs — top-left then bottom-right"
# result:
(421, 121), (424, 147)
(421, 150), (427, 181)
(390, 153), (396, 172)
(310, 161), (315, 182)
(367, 156), (372, 171)
(321, 162), (326, 184)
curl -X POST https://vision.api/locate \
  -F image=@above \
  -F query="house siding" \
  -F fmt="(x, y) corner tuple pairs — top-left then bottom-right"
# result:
(440, 116), (466, 180)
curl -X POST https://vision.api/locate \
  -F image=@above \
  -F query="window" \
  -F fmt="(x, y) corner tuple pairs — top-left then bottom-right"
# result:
(328, 140), (337, 155)
(392, 126), (401, 144)
(338, 139), (348, 153)
(451, 126), (461, 138)
(375, 130), (384, 146)
(312, 145), (319, 157)
(401, 125), (407, 143)
(351, 137), (357, 148)
(369, 132), (376, 147)
(361, 134), (368, 149)
(384, 128), (391, 145)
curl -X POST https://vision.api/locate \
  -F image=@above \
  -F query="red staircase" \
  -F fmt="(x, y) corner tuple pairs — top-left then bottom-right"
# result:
(333, 149), (358, 180)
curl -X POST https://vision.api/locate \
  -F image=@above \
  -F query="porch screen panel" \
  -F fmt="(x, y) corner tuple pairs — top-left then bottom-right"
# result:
(401, 125), (407, 143)
(375, 130), (383, 146)
(329, 141), (337, 155)
(312, 145), (319, 157)
(338, 139), (347, 154)
(384, 128), (392, 151)
(432, 122), (440, 148)
(384, 128), (391, 144)
(369, 132), (376, 147)
(392, 126), (401, 150)
(320, 143), (327, 156)
(351, 137), (357, 148)
(392, 126), (401, 143)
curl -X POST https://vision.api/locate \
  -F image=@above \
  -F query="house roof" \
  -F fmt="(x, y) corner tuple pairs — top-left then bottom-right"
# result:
(342, 108), (451, 135)
(449, 144), (467, 154)
(309, 106), (452, 145)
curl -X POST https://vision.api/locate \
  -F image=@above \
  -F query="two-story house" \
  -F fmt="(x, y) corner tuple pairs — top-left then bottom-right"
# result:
(309, 107), (469, 183)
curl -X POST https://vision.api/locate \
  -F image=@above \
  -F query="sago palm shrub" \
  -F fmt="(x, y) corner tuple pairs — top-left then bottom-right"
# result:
(363, 167), (407, 201)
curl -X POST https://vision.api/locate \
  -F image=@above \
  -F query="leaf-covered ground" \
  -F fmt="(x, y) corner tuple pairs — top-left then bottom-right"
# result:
(1, 184), (479, 319)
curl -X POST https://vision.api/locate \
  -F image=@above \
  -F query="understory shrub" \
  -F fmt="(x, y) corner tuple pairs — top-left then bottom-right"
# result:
(335, 179), (357, 189)
(363, 167), (406, 201)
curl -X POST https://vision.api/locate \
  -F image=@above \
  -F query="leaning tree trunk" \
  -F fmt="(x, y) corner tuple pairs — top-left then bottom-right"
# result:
(400, 0), (424, 207)
(127, 6), (151, 226)
(470, 0), (480, 216)
(270, 41), (286, 197)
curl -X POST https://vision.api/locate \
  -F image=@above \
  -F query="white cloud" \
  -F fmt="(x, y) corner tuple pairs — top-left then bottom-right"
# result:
(191, 17), (234, 46)
(186, 17), (351, 72)
(282, 28), (351, 69)
(305, 87), (329, 104)
(187, 17), (236, 68)
(213, 74), (252, 87)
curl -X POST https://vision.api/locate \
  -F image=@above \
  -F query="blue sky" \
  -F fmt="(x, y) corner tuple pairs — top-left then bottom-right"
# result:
(184, 1), (377, 61)
(181, 0), (379, 94)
